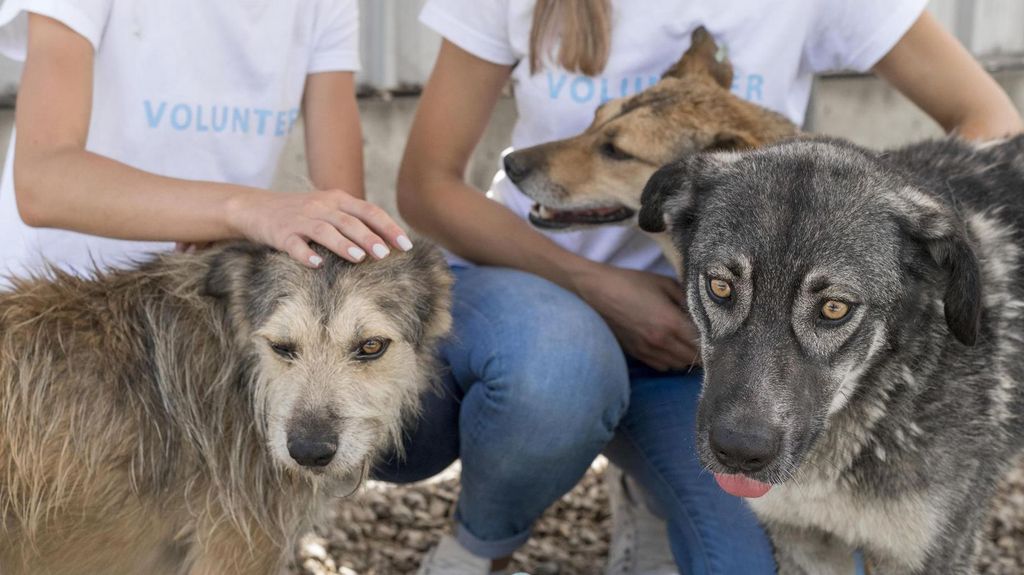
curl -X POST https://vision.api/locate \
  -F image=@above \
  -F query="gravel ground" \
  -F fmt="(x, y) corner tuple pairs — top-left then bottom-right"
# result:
(292, 457), (1024, 575)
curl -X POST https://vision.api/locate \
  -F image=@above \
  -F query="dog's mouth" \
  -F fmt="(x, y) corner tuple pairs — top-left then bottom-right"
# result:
(713, 473), (773, 498)
(528, 203), (635, 229)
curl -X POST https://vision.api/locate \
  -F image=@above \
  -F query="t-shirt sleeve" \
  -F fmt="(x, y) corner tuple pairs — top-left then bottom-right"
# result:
(0, 0), (113, 60)
(420, 0), (516, 65)
(308, 0), (360, 74)
(804, 0), (928, 73)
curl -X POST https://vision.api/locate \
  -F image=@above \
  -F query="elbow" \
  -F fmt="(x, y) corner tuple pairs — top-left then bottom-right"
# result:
(947, 92), (1024, 141)
(398, 147), (466, 235)
(951, 111), (1024, 141)
(13, 159), (50, 228)
(395, 183), (418, 229)
(396, 165), (429, 231)
(16, 193), (47, 229)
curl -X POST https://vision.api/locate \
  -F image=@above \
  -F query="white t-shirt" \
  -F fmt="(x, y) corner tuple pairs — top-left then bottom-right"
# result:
(421, 0), (927, 276)
(0, 0), (360, 282)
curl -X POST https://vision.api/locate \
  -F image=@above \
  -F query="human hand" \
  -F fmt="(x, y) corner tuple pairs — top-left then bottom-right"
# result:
(575, 265), (701, 371)
(226, 189), (412, 268)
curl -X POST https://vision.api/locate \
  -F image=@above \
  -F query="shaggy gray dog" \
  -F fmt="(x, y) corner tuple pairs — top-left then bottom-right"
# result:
(640, 135), (1024, 574)
(0, 242), (452, 574)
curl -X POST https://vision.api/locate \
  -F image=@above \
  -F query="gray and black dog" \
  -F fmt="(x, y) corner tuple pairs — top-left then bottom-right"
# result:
(639, 134), (1024, 574)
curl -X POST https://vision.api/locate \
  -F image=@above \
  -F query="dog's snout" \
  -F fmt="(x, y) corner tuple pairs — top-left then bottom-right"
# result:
(287, 413), (341, 468)
(710, 420), (781, 473)
(503, 153), (532, 183)
(287, 436), (338, 468)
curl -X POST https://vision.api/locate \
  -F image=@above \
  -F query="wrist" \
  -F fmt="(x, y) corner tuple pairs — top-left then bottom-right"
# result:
(560, 257), (605, 300)
(222, 186), (265, 238)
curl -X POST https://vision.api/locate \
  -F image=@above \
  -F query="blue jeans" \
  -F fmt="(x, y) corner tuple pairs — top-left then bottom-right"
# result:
(373, 266), (776, 574)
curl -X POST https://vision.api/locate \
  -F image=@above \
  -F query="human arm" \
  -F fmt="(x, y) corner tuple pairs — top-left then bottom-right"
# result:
(397, 40), (699, 369)
(303, 71), (365, 198)
(14, 14), (406, 266)
(873, 11), (1023, 140)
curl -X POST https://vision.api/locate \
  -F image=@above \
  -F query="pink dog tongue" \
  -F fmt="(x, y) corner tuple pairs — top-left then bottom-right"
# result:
(714, 473), (773, 498)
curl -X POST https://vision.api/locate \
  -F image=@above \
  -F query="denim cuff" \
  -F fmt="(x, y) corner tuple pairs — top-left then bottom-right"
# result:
(454, 521), (532, 559)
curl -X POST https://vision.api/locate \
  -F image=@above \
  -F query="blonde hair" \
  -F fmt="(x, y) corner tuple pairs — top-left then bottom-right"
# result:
(529, 0), (612, 76)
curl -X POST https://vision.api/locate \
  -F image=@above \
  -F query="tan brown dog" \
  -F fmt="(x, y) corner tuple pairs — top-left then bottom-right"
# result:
(504, 27), (798, 270)
(0, 243), (452, 574)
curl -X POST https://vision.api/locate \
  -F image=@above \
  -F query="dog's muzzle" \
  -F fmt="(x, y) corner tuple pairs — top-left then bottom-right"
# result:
(287, 436), (338, 468)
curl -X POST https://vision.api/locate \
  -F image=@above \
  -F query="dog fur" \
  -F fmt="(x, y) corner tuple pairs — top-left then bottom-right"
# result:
(638, 134), (1024, 574)
(504, 26), (797, 270)
(0, 242), (452, 574)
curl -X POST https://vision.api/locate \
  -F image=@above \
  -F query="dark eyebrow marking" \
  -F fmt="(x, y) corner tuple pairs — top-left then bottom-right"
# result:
(620, 91), (678, 115)
(725, 262), (745, 277)
(593, 91), (681, 130)
(807, 276), (831, 293)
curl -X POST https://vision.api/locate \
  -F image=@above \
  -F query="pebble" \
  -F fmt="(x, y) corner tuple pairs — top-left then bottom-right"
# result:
(296, 456), (1024, 575)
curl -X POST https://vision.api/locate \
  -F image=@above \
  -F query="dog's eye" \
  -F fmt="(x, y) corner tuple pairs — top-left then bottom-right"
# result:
(355, 337), (391, 360)
(600, 141), (633, 161)
(706, 277), (733, 303)
(820, 300), (851, 322)
(269, 341), (298, 361)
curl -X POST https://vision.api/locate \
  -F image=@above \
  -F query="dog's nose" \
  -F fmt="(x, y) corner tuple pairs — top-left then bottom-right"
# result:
(503, 153), (532, 182)
(287, 438), (338, 468)
(709, 421), (780, 473)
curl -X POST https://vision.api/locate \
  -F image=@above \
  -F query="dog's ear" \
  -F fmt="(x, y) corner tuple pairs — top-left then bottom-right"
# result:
(706, 130), (760, 152)
(661, 26), (732, 88)
(204, 244), (258, 299)
(410, 243), (454, 343)
(639, 157), (703, 233)
(891, 187), (982, 346)
(203, 243), (281, 326)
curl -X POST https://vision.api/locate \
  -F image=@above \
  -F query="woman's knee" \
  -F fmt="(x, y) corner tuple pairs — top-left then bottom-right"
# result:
(481, 272), (627, 409)
(499, 337), (631, 447)
(450, 267), (631, 460)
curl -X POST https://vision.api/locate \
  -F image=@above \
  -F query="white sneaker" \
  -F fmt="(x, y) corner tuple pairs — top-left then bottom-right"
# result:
(604, 465), (680, 575)
(417, 534), (509, 575)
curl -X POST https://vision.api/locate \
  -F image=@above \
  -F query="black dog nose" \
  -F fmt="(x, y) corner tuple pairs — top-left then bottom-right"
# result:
(503, 153), (532, 182)
(287, 438), (338, 468)
(710, 421), (780, 473)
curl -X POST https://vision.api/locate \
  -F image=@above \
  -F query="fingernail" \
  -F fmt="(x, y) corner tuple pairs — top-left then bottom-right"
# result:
(372, 244), (390, 259)
(397, 235), (414, 251)
(348, 246), (367, 261)
(309, 255), (323, 268)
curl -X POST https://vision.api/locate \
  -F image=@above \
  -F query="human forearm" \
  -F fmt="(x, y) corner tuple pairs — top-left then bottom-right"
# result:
(14, 145), (254, 242)
(303, 72), (365, 198)
(15, 143), (409, 267)
(397, 173), (597, 293)
(310, 122), (364, 197)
